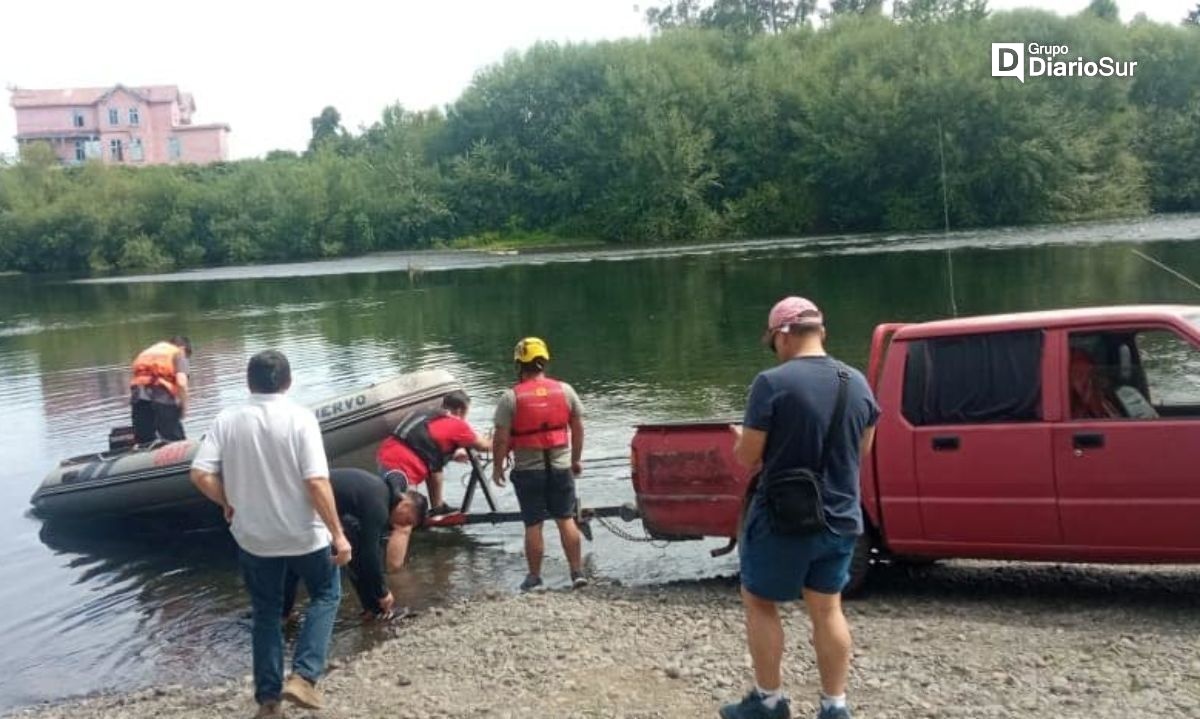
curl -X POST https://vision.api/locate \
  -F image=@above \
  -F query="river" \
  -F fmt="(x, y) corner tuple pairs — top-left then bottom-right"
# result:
(2, 214), (1200, 709)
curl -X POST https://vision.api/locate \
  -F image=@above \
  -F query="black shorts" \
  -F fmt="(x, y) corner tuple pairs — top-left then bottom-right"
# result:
(511, 468), (576, 527)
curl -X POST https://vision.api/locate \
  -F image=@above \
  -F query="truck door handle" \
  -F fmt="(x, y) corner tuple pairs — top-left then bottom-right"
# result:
(931, 435), (960, 451)
(1073, 432), (1105, 450)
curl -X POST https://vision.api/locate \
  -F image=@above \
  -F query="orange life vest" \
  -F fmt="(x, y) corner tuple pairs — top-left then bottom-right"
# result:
(509, 377), (570, 450)
(130, 341), (183, 397)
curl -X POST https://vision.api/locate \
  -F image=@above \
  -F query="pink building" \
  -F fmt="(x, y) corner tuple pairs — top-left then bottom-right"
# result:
(9, 84), (230, 165)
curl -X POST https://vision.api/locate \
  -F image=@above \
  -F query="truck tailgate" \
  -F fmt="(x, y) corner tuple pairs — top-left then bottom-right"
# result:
(631, 421), (752, 540)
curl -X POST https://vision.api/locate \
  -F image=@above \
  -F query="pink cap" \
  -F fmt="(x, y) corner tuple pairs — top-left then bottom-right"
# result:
(767, 296), (823, 332)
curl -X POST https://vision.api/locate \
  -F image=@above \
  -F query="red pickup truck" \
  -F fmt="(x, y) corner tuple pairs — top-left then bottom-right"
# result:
(630, 305), (1200, 593)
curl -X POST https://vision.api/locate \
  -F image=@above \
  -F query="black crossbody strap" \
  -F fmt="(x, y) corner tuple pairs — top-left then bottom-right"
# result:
(816, 365), (851, 476)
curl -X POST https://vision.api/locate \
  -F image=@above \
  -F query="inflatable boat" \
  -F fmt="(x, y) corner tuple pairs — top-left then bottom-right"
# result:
(30, 369), (462, 521)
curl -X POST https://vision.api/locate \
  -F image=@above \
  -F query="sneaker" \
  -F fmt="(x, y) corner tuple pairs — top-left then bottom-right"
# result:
(519, 574), (544, 592)
(254, 701), (283, 718)
(570, 570), (589, 589)
(281, 673), (323, 710)
(718, 691), (791, 719)
(429, 502), (456, 517)
(816, 706), (851, 719)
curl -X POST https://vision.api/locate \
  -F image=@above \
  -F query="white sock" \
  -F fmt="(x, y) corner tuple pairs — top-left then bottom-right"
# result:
(820, 693), (847, 710)
(755, 685), (784, 710)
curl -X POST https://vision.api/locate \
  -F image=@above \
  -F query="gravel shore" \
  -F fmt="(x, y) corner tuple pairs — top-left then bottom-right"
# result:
(12, 561), (1200, 719)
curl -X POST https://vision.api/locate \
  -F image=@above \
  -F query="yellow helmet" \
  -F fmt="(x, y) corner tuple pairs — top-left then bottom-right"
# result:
(513, 337), (550, 364)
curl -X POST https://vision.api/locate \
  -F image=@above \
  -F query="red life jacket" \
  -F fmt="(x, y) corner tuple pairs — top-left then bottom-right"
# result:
(130, 341), (183, 396)
(510, 377), (570, 450)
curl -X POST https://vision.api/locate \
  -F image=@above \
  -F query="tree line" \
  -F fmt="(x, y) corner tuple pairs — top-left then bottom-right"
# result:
(1, 1), (1197, 274)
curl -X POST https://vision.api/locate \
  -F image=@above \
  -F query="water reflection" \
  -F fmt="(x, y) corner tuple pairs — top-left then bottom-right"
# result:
(4, 214), (1200, 709)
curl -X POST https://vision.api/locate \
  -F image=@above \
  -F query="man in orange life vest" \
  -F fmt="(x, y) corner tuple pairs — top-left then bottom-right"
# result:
(129, 336), (192, 444)
(492, 337), (587, 591)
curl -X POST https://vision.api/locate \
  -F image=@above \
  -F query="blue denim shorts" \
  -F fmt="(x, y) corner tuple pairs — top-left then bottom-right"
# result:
(738, 497), (858, 601)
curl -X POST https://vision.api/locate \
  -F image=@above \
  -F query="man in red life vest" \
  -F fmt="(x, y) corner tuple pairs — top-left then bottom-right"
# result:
(129, 336), (192, 444)
(376, 390), (491, 519)
(491, 337), (587, 591)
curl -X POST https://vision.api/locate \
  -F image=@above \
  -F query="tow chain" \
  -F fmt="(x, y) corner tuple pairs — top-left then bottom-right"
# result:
(590, 512), (671, 548)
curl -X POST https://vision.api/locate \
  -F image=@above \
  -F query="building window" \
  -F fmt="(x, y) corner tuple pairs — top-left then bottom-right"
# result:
(108, 108), (120, 125)
(109, 139), (124, 162)
(168, 137), (181, 160)
(71, 110), (85, 128)
(129, 107), (140, 126)
(130, 138), (144, 162)
(74, 140), (86, 162)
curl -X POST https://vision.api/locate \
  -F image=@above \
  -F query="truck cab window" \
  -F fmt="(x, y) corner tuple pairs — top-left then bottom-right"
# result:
(1136, 330), (1200, 418)
(1068, 329), (1200, 420)
(902, 330), (1043, 426)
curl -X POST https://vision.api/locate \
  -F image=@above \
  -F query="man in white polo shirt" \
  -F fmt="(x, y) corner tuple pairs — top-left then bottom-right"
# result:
(190, 350), (351, 718)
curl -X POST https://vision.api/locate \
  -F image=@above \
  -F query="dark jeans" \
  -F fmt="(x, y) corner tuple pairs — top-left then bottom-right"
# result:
(511, 467), (576, 526)
(239, 546), (342, 704)
(131, 400), (185, 444)
(283, 517), (386, 616)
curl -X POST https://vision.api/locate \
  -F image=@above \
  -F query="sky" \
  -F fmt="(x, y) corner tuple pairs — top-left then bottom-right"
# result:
(1, 0), (1192, 160)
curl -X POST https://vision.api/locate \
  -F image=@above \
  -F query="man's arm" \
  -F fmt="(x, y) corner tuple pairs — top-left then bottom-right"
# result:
(307, 477), (352, 566)
(385, 525), (413, 572)
(491, 426), (510, 486)
(859, 425), (877, 456)
(175, 373), (189, 418)
(190, 419), (226, 516)
(569, 414), (584, 476)
(491, 391), (514, 485)
(454, 420), (492, 455)
(353, 505), (391, 616)
(733, 426), (767, 469)
(189, 468), (229, 514)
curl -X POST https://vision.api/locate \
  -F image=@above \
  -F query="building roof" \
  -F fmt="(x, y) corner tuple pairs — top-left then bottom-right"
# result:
(9, 84), (184, 108)
(894, 305), (1200, 341)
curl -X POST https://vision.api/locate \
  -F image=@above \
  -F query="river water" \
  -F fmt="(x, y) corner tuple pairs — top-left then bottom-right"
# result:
(3, 214), (1200, 710)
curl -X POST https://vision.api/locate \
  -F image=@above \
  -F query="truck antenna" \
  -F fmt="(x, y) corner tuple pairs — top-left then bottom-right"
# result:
(1131, 249), (1200, 293)
(937, 118), (958, 317)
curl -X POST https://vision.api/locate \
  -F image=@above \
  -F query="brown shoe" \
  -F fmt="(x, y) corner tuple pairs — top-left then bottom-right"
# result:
(254, 700), (283, 717)
(282, 673), (323, 710)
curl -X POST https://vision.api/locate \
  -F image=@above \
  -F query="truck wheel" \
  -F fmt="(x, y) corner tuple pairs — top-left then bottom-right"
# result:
(843, 531), (873, 598)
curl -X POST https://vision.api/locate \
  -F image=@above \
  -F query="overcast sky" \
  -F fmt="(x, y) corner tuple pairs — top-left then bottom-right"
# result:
(1, 0), (1191, 160)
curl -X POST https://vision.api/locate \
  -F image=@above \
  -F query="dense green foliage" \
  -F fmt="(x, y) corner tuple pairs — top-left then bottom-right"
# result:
(1, 7), (1197, 274)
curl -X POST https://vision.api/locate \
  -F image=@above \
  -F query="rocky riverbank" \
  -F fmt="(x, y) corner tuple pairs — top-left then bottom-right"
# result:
(13, 561), (1200, 719)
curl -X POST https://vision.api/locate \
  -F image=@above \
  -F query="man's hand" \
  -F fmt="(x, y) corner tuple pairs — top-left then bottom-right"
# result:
(378, 591), (395, 618)
(493, 469), (507, 488)
(223, 503), (234, 523)
(331, 533), (352, 567)
(571, 460), (583, 477)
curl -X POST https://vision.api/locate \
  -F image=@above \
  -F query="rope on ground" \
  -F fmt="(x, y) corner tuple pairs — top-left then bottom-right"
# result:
(582, 454), (628, 464)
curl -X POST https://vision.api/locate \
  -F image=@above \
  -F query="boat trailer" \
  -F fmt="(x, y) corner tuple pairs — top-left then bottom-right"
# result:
(423, 449), (641, 537)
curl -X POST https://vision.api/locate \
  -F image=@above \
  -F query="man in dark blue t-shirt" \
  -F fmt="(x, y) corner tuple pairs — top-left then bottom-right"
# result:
(720, 297), (880, 719)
